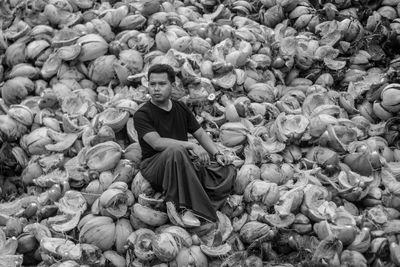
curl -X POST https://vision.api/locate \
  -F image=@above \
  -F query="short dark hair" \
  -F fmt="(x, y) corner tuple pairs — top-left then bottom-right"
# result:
(147, 64), (175, 83)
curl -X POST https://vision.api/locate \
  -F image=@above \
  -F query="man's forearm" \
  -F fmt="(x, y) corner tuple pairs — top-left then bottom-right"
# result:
(153, 138), (195, 151)
(193, 129), (219, 156)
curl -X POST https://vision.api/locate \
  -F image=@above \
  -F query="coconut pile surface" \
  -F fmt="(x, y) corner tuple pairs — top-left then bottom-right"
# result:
(1, 0), (400, 266)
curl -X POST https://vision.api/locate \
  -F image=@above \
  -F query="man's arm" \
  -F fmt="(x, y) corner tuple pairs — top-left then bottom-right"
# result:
(192, 127), (219, 156)
(143, 131), (196, 151)
(192, 127), (234, 166)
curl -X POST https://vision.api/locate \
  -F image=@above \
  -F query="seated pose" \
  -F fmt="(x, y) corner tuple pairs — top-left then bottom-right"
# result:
(133, 64), (236, 227)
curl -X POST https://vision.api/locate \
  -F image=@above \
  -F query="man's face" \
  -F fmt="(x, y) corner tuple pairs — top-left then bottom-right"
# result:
(148, 73), (173, 104)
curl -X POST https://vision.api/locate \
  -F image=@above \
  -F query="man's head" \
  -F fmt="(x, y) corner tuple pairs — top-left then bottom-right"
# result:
(147, 64), (176, 105)
(148, 64), (175, 84)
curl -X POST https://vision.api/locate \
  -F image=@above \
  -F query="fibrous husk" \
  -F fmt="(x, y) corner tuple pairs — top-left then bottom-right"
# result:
(61, 95), (88, 117)
(301, 184), (336, 222)
(124, 142), (142, 167)
(23, 223), (52, 243)
(20, 127), (53, 155)
(341, 250), (368, 266)
(313, 220), (357, 246)
(243, 180), (279, 206)
(302, 92), (336, 117)
(260, 163), (294, 185)
(41, 53), (63, 79)
(336, 170), (373, 201)
(33, 168), (69, 187)
(200, 243), (232, 258)
(5, 42), (27, 67)
(160, 226), (192, 248)
(261, 5), (284, 28)
(79, 216), (116, 251)
(77, 34), (109, 62)
(57, 190), (87, 215)
(99, 188), (129, 219)
(1, 77), (34, 105)
(103, 250), (126, 267)
(344, 141), (377, 176)
(133, 203), (169, 226)
(305, 146), (340, 172)
(52, 28), (80, 48)
(7, 63), (40, 80)
(88, 55), (117, 86)
(131, 172), (154, 199)
(381, 83), (400, 113)
(45, 130), (79, 152)
(273, 113), (309, 143)
(62, 115), (91, 134)
(47, 213), (81, 233)
(275, 187), (304, 216)
(219, 122), (249, 147)
(57, 44), (82, 61)
(40, 237), (82, 262)
(112, 159), (136, 185)
(319, 124), (358, 152)
(0, 255), (23, 266)
(246, 83), (276, 103)
(174, 246), (208, 267)
(216, 211), (233, 243)
(128, 228), (156, 261)
(79, 243), (103, 266)
(84, 141), (122, 171)
(233, 164), (260, 195)
(311, 235), (343, 265)
(95, 108), (130, 133)
(264, 211), (296, 230)
(0, 115), (28, 142)
(152, 232), (180, 262)
(115, 218), (133, 254)
(7, 104), (34, 126)
(239, 221), (271, 244)
(346, 227), (371, 253)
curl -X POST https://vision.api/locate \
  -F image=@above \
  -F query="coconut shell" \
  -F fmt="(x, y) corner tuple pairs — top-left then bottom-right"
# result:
(239, 221), (270, 244)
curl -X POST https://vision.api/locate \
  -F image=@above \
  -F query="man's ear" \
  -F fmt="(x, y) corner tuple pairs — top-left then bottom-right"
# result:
(171, 81), (176, 87)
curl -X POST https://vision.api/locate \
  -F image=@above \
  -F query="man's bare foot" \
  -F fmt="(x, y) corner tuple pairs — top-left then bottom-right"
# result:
(181, 210), (201, 228)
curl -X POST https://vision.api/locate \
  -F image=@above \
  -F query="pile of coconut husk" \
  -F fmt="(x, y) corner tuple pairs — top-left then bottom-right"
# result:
(1, 0), (400, 266)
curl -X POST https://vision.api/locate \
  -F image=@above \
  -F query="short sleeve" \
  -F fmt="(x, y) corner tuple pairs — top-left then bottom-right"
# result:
(133, 110), (156, 139)
(180, 102), (201, 134)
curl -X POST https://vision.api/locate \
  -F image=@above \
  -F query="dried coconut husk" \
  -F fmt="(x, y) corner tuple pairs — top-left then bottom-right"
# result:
(3, 0), (400, 266)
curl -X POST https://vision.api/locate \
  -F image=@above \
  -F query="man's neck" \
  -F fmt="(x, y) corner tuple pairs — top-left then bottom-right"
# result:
(151, 99), (172, 111)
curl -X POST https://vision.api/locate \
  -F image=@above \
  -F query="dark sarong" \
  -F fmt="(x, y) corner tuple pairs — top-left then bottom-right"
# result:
(140, 146), (236, 222)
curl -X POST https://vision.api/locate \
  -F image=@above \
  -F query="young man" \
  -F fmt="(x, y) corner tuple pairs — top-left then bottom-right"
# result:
(133, 64), (236, 227)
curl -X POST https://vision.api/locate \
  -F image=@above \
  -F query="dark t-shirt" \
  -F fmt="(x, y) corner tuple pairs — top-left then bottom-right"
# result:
(133, 100), (201, 160)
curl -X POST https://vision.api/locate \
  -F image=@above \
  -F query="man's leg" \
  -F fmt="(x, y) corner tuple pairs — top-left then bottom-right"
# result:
(140, 146), (218, 222)
(196, 163), (236, 210)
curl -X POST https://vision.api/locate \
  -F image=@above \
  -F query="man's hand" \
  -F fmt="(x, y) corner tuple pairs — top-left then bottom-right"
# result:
(191, 145), (211, 165)
(215, 152), (233, 166)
